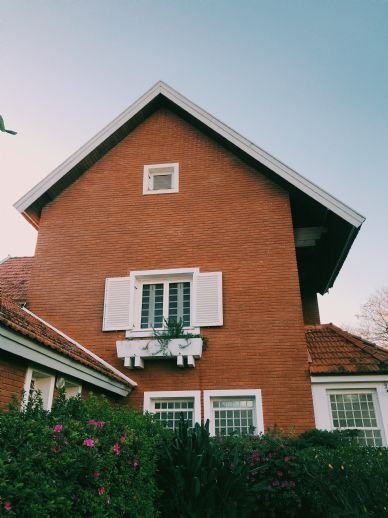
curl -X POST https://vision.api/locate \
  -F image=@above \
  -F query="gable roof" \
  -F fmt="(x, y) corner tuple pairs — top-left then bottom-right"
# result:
(0, 256), (33, 306)
(14, 81), (365, 293)
(306, 323), (388, 375)
(0, 292), (136, 392)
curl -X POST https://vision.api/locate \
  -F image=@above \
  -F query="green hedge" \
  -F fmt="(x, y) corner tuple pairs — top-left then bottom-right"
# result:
(0, 393), (162, 517)
(1, 398), (388, 517)
(158, 424), (388, 518)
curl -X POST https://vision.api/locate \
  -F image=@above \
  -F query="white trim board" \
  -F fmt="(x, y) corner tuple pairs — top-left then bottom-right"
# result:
(311, 375), (388, 384)
(14, 81), (364, 228)
(0, 326), (131, 397)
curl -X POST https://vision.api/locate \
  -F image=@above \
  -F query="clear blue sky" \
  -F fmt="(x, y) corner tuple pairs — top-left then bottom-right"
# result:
(1, 0), (387, 327)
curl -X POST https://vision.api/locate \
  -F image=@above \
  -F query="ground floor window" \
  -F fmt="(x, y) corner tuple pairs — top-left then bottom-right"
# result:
(24, 369), (82, 411)
(329, 390), (383, 447)
(203, 389), (264, 437)
(143, 391), (201, 430)
(24, 368), (55, 410)
(212, 397), (255, 436)
(153, 399), (194, 429)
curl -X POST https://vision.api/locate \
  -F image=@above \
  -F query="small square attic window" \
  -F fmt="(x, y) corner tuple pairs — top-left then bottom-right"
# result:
(143, 163), (179, 194)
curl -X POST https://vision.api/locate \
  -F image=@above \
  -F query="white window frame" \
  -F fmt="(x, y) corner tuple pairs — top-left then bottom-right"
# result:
(23, 367), (55, 411)
(143, 163), (179, 195)
(203, 389), (264, 436)
(126, 268), (199, 338)
(143, 390), (201, 427)
(311, 377), (388, 446)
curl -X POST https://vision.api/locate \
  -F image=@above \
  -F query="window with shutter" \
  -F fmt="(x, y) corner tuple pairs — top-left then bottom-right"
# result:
(103, 277), (132, 331)
(103, 268), (223, 335)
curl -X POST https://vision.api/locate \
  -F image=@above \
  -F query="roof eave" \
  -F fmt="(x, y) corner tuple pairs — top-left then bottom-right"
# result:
(14, 81), (365, 231)
(0, 325), (132, 397)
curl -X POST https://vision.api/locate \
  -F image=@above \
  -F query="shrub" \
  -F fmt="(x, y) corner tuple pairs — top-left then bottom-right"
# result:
(0, 392), (162, 517)
(157, 420), (254, 517)
(296, 443), (388, 517)
(218, 432), (301, 518)
(217, 430), (388, 518)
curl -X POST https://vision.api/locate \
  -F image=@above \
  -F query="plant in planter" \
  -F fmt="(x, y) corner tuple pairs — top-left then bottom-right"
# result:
(144, 318), (208, 357)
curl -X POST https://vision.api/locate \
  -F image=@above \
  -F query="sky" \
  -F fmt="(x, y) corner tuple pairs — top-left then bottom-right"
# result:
(1, 0), (387, 329)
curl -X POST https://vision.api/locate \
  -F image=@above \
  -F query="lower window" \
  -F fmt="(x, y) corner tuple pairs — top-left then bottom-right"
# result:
(213, 397), (255, 436)
(153, 399), (194, 429)
(24, 368), (55, 410)
(204, 389), (264, 437)
(329, 391), (383, 446)
(143, 391), (201, 430)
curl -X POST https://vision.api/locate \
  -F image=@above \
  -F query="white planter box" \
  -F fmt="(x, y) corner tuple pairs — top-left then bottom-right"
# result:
(116, 337), (203, 369)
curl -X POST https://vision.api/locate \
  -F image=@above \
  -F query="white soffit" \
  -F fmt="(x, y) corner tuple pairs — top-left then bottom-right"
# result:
(14, 81), (365, 228)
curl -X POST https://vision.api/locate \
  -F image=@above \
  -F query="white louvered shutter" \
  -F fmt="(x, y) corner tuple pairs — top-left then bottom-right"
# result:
(103, 277), (132, 331)
(193, 272), (223, 327)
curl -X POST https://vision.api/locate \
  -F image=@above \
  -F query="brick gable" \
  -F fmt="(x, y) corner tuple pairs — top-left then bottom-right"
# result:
(25, 107), (315, 431)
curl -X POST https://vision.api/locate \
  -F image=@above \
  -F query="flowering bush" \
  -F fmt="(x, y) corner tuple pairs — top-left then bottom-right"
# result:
(218, 432), (301, 517)
(1, 395), (388, 518)
(0, 392), (163, 517)
(217, 430), (388, 518)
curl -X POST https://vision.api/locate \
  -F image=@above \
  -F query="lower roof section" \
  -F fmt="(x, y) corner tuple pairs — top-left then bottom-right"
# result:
(0, 292), (136, 395)
(306, 323), (388, 375)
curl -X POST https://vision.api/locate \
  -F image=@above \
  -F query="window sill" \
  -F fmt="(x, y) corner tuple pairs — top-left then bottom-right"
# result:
(125, 327), (200, 338)
(117, 337), (203, 369)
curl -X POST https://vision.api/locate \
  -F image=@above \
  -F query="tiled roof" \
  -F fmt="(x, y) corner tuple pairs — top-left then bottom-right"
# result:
(0, 292), (132, 387)
(306, 323), (388, 375)
(0, 256), (33, 306)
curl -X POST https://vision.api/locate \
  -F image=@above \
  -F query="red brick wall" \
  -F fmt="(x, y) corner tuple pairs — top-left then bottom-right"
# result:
(0, 352), (27, 408)
(28, 108), (314, 431)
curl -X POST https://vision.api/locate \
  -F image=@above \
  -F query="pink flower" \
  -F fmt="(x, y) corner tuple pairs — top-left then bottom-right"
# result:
(98, 487), (105, 496)
(94, 471), (101, 479)
(53, 424), (63, 433)
(3, 501), (12, 511)
(51, 445), (62, 453)
(111, 443), (121, 455)
(119, 433), (128, 443)
(133, 458), (139, 468)
(87, 419), (105, 428)
(272, 480), (280, 487)
(83, 438), (95, 447)
(284, 456), (290, 462)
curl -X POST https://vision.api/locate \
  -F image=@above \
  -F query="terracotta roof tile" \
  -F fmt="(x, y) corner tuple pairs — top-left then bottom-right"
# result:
(305, 323), (388, 375)
(0, 256), (33, 306)
(0, 292), (132, 387)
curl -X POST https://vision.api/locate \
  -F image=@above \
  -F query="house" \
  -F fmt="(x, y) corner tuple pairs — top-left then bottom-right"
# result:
(1, 82), (387, 444)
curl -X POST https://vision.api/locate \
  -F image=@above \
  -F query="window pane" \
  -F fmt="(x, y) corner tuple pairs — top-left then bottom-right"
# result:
(141, 284), (164, 328)
(213, 398), (255, 436)
(153, 399), (194, 430)
(153, 174), (172, 190)
(329, 392), (383, 447)
(169, 282), (190, 326)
